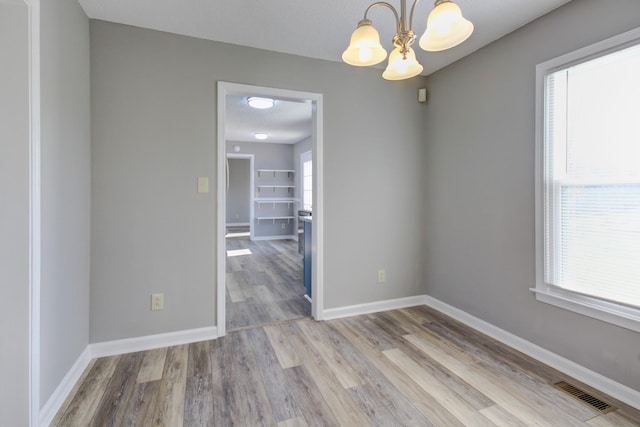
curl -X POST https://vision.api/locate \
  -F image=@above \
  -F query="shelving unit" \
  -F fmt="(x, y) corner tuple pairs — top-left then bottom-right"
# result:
(253, 169), (297, 240)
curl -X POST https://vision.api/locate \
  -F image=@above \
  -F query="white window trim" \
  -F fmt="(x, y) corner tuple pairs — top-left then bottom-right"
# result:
(533, 26), (640, 333)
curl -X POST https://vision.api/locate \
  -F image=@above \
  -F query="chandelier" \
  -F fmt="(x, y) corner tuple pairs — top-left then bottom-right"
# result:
(342, 0), (473, 80)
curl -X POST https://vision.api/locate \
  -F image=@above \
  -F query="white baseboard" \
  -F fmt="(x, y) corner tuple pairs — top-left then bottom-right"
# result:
(90, 326), (218, 358)
(39, 346), (92, 427)
(322, 295), (427, 320)
(250, 234), (296, 241)
(422, 295), (640, 410)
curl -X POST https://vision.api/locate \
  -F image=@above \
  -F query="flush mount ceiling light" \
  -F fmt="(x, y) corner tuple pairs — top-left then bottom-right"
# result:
(253, 132), (269, 140)
(342, 0), (473, 80)
(247, 97), (275, 109)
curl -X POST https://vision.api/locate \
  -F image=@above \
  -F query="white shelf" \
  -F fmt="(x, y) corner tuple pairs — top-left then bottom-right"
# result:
(255, 199), (296, 208)
(251, 234), (297, 242)
(257, 185), (294, 193)
(256, 216), (295, 224)
(257, 169), (295, 178)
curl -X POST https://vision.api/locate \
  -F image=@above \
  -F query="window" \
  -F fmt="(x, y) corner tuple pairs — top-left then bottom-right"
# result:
(534, 28), (640, 332)
(301, 151), (312, 211)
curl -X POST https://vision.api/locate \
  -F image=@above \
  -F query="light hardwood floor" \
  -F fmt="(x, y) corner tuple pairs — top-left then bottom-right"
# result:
(52, 306), (640, 426)
(226, 233), (310, 331)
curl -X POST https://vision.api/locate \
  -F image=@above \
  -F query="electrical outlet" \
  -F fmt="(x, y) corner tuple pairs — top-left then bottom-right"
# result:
(281, 223), (286, 229)
(377, 270), (386, 283)
(151, 293), (164, 310)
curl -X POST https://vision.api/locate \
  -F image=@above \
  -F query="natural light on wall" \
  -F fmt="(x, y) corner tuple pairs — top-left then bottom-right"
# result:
(543, 42), (640, 309)
(303, 155), (312, 211)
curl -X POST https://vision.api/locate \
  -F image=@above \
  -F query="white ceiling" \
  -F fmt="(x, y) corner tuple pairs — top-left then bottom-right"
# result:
(77, 0), (573, 143)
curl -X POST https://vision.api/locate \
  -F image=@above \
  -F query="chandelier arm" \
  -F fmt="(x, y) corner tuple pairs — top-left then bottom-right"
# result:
(363, 2), (401, 33)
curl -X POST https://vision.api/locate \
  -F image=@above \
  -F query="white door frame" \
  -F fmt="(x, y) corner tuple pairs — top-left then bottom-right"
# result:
(216, 82), (324, 336)
(225, 153), (254, 237)
(20, 0), (41, 424)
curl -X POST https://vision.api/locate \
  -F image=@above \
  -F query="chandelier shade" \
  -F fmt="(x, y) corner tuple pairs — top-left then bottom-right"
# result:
(419, 1), (474, 52)
(382, 47), (423, 80)
(342, 20), (388, 66)
(342, 0), (473, 80)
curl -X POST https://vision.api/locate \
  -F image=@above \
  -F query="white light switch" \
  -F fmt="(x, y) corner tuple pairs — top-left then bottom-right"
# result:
(197, 177), (209, 193)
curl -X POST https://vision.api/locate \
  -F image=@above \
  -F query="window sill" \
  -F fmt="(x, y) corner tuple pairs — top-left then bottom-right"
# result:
(530, 287), (640, 333)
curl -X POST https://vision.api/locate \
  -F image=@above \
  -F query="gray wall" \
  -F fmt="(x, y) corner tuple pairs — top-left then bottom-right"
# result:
(226, 158), (250, 224)
(0, 3), (30, 424)
(227, 141), (294, 170)
(422, 0), (640, 390)
(40, 0), (91, 405)
(90, 20), (426, 342)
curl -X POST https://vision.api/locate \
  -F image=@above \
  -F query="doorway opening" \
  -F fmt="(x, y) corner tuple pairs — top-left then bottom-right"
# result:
(226, 154), (254, 238)
(217, 82), (324, 337)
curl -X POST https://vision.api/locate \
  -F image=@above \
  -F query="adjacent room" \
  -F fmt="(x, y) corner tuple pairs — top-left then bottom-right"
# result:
(2, 0), (639, 425)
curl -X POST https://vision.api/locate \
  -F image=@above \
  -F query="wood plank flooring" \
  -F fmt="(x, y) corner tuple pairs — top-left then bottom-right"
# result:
(226, 233), (310, 331)
(52, 306), (640, 426)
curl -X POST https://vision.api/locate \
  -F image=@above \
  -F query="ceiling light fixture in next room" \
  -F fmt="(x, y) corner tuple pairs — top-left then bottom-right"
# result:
(247, 97), (275, 109)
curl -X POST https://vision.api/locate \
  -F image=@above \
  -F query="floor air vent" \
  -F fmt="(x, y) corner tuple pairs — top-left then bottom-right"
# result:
(553, 381), (616, 414)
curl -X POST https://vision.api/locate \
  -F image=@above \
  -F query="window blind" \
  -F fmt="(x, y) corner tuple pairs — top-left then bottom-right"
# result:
(544, 43), (640, 309)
